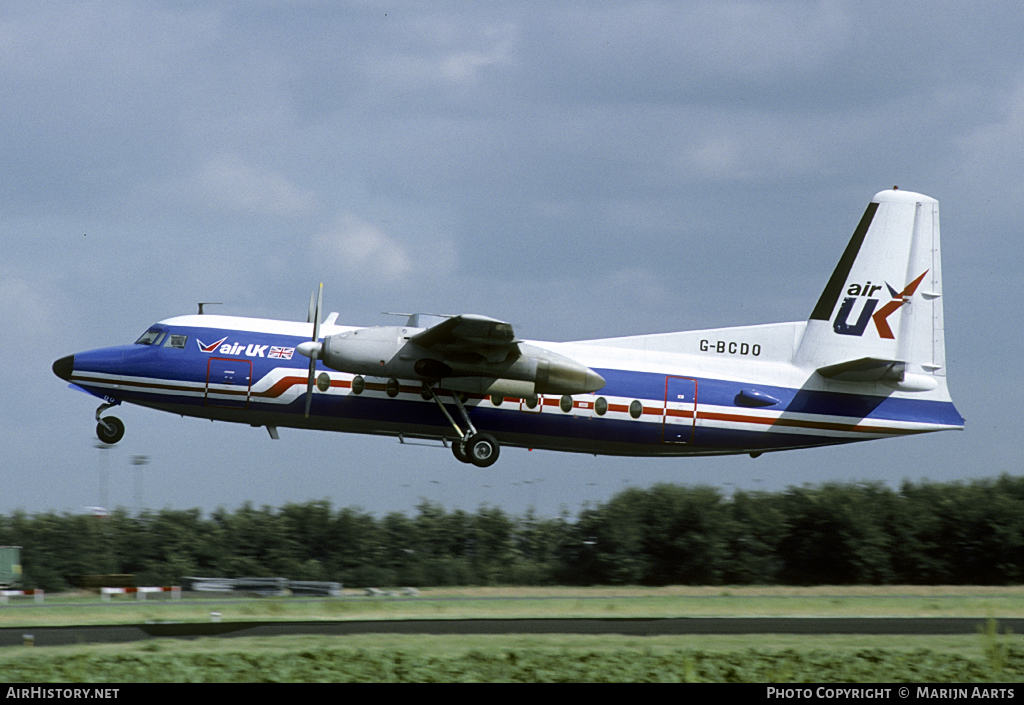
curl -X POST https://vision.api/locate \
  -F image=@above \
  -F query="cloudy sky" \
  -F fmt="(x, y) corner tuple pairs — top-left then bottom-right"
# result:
(3, 1), (1021, 519)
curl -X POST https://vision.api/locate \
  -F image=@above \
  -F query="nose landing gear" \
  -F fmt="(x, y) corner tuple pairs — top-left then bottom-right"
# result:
(95, 402), (125, 445)
(96, 417), (125, 445)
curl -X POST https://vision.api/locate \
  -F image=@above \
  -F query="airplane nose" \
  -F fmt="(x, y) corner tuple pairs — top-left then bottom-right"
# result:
(52, 354), (74, 381)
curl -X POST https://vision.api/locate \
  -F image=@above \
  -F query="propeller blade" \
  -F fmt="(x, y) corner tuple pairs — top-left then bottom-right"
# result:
(313, 282), (321, 344)
(305, 358), (316, 418)
(304, 283), (323, 419)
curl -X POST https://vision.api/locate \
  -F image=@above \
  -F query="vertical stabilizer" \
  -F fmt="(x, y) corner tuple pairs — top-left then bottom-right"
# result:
(796, 189), (947, 390)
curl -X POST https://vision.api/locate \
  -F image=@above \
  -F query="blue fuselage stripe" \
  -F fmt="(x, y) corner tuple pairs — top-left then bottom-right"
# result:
(66, 324), (965, 457)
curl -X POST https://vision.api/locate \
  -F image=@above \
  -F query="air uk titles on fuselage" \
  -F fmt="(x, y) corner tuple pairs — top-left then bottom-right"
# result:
(199, 336), (295, 360)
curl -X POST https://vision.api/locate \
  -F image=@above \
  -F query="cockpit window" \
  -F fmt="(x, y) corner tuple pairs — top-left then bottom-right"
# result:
(164, 334), (188, 348)
(135, 329), (165, 345)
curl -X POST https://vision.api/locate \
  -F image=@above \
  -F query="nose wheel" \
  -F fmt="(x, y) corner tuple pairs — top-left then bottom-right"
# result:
(96, 416), (125, 445)
(95, 402), (125, 445)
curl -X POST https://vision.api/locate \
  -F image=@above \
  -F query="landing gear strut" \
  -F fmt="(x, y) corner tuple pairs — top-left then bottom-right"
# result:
(424, 384), (501, 468)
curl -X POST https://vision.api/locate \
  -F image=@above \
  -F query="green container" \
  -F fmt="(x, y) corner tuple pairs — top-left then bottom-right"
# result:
(0, 546), (22, 587)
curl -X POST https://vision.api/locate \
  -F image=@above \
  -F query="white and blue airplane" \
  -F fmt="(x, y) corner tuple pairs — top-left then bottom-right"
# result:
(53, 188), (963, 467)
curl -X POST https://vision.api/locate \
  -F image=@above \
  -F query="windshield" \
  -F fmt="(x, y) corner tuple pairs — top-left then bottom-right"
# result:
(135, 328), (189, 348)
(135, 329), (165, 345)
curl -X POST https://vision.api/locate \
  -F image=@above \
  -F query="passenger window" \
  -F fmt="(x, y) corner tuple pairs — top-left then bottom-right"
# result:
(595, 397), (608, 416)
(629, 400), (643, 419)
(560, 395), (573, 413)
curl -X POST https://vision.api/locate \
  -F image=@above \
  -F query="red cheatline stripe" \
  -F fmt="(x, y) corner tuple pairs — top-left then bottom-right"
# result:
(72, 373), (923, 435)
(699, 410), (915, 436)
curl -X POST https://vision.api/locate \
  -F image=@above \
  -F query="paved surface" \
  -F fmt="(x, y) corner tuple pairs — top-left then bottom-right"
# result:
(3, 617), (1022, 647)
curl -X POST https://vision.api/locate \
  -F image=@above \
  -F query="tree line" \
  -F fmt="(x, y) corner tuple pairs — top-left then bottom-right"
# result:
(2, 475), (1022, 591)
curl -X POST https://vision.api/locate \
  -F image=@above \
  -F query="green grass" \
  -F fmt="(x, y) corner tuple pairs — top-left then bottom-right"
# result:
(2, 587), (1023, 682)
(1, 633), (1022, 682)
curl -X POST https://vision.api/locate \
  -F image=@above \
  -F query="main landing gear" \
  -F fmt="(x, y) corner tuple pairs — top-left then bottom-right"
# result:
(451, 433), (500, 468)
(95, 402), (125, 445)
(423, 384), (500, 468)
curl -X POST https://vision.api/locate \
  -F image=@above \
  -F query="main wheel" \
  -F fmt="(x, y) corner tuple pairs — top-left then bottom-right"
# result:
(466, 433), (499, 468)
(451, 439), (472, 464)
(96, 416), (125, 445)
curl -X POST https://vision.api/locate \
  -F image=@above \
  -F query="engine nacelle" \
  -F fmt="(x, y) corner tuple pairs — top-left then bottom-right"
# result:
(320, 327), (415, 378)
(317, 327), (605, 395)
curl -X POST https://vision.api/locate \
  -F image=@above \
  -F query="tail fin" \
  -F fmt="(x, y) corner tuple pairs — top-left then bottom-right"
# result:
(795, 188), (947, 392)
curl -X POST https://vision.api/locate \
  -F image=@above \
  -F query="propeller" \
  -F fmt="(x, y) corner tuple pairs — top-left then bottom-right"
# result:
(300, 283), (324, 418)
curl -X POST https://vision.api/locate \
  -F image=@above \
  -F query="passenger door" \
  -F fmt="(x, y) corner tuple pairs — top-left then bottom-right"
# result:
(663, 376), (697, 444)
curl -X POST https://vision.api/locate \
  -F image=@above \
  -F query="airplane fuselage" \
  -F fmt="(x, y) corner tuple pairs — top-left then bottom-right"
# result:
(54, 312), (963, 459)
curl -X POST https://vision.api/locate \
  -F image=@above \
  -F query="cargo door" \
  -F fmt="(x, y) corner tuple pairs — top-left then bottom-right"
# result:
(205, 358), (252, 408)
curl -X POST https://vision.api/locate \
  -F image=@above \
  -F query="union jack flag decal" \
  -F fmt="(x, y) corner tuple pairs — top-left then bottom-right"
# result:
(269, 346), (294, 360)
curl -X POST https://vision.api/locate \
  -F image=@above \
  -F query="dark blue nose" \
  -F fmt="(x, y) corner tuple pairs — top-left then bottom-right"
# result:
(52, 355), (74, 381)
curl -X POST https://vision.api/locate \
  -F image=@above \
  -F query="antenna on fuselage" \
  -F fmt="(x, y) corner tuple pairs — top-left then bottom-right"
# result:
(197, 302), (223, 315)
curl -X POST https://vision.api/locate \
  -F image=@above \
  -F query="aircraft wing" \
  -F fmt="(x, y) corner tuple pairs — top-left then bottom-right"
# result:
(410, 314), (521, 363)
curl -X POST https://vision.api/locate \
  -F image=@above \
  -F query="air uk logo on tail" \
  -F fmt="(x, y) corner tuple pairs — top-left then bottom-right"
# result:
(833, 270), (929, 338)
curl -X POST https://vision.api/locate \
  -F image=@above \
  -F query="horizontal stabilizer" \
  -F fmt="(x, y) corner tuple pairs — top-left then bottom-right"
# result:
(816, 357), (905, 382)
(816, 356), (939, 392)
